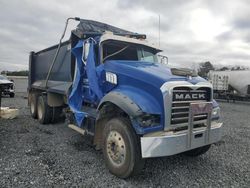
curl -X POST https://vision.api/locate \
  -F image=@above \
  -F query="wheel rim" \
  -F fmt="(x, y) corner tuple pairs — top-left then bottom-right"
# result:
(37, 102), (43, 120)
(106, 131), (126, 167)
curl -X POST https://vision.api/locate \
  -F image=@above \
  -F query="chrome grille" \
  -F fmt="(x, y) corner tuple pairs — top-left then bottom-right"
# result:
(0, 84), (12, 91)
(171, 87), (211, 125)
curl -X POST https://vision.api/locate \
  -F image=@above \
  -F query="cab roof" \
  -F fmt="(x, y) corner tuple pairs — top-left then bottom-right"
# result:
(100, 33), (162, 52)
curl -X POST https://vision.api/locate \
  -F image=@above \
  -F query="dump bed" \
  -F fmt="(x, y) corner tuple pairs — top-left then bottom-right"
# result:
(28, 40), (73, 95)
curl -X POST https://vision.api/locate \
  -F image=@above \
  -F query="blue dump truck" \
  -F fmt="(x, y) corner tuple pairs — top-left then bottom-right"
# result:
(28, 18), (223, 178)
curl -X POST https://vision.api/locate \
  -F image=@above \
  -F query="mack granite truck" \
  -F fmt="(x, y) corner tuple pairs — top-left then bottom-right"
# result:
(28, 18), (223, 178)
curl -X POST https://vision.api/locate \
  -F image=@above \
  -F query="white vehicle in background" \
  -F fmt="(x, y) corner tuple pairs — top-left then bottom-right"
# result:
(208, 70), (250, 101)
(0, 75), (15, 98)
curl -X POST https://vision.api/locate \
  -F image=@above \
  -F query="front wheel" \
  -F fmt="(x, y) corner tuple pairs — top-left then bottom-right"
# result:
(103, 118), (145, 178)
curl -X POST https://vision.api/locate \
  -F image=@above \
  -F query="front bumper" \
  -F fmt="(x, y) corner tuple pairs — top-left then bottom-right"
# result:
(2, 89), (14, 94)
(141, 121), (223, 158)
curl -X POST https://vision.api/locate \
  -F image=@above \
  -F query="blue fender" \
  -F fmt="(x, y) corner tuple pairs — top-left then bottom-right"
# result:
(98, 86), (164, 134)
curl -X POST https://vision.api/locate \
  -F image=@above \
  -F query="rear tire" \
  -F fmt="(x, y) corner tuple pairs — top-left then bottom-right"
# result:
(37, 95), (52, 124)
(103, 117), (145, 178)
(184, 145), (211, 157)
(30, 93), (38, 119)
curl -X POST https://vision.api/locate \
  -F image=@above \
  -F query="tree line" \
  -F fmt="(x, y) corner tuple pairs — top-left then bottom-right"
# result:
(1, 62), (248, 78)
(197, 61), (249, 78)
(1, 70), (29, 76)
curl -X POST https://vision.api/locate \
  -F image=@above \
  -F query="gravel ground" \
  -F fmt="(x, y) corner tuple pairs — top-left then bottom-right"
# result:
(0, 93), (249, 187)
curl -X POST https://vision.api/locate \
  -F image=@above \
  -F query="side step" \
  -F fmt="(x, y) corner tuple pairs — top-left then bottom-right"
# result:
(68, 124), (85, 135)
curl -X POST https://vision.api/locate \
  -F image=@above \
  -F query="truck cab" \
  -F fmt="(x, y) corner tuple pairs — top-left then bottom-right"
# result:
(28, 19), (223, 178)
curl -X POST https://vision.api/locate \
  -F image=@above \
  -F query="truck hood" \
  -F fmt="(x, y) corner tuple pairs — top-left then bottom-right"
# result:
(104, 60), (205, 88)
(0, 79), (12, 84)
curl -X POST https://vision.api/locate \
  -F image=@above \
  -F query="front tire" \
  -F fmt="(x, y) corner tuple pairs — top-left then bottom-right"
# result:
(184, 144), (211, 157)
(37, 95), (52, 124)
(103, 118), (145, 178)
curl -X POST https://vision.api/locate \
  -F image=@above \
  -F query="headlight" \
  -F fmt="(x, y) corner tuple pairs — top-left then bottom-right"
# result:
(137, 113), (161, 127)
(212, 107), (220, 120)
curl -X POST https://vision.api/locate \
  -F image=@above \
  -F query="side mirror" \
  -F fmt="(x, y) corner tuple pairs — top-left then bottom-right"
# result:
(82, 41), (90, 64)
(158, 55), (168, 65)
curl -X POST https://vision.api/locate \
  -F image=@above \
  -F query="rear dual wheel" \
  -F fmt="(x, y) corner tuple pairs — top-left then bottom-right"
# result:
(30, 93), (38, 119)
(30, 93), (62, 124)
(30, 94), (51, 124)
(37, 95), (52, 124)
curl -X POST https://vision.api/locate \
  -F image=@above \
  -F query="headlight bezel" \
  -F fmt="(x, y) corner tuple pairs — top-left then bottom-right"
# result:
(212, 107), (220, 120)
(137, 113), (161, 127)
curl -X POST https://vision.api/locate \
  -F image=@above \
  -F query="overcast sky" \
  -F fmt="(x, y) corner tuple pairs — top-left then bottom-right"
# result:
(0, 0), (250, 71)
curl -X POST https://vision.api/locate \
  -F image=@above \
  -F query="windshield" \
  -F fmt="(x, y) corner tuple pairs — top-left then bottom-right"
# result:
(102, 41), (158, 63)
(0, 75), (7, 80)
